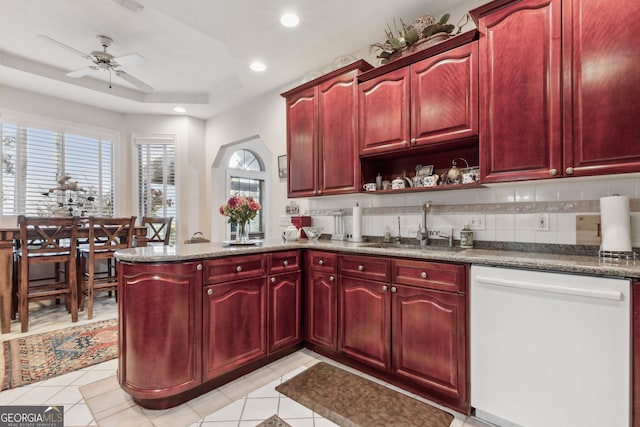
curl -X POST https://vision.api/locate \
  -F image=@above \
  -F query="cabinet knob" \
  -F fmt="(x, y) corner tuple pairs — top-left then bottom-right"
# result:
(329, 275), (335, 282)
(566, 167), (574, 175)
(357, 265), (364, 271)
(283, 260), (289, 266)
(410, 138), (416, 145)
(318, 260), (324, 265)
(207, 289), (213, 295)
(420, 271), (427, 279)
(271, 277), (276, 283)
(317, 190), (322, 195)
(382, 285), (388, 292)
(391, 286), (397, 293)
(236, 265), (242, 272)
(402, 140), (408, 146)
(549, 168), (558, 176)
(196, 264), (202, 271)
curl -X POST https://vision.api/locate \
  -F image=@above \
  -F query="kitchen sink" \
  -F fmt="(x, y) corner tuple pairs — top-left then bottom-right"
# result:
(358, 242), (465, 252)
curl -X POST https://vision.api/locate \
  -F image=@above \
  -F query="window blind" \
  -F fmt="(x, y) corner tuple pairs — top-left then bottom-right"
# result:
(136, 140), (176, 226)
(1, 121), (114, 216)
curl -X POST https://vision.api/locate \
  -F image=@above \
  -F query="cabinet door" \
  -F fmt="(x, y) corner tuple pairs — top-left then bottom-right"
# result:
(268, 272), (301, 353)
(359, 67), (411, 156)
(392, 285), (466, 402)
(476, 0), (562, 183)
(118, 262), (202, 399)
(318, 71), (360, 195)
(411, 42), (478, 146)
(339, 276), (390, 372)
(565, 0), (640, 176)
(203, 277), (267, 381)
(286, 87), (318, 197)
(306, 269), (338, 351)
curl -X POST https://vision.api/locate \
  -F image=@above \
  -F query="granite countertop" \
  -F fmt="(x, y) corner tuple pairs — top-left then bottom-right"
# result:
(115, 239), (640, 279)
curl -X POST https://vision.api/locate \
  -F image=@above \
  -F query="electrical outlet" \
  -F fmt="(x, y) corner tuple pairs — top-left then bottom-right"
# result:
(279, 215), (292, 227)
(536, 213), (550, 231)
(468, 215), (486, 230)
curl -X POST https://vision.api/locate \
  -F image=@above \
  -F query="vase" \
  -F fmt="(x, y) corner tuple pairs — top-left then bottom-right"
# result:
(236, 220), (250, 243)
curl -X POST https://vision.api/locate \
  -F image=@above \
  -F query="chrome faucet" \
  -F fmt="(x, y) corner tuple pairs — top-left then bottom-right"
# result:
(396, 216), (401, 244)
(416, 201), (431, 246)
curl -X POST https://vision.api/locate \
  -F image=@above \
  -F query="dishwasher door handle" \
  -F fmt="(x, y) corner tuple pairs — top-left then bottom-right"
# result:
(474, 275), (623, 301)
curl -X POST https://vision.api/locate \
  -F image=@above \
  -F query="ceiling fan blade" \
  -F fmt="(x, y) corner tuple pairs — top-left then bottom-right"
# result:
(113, 53), (145, 67)
(37, 34), (92, 60)
(66, 66), (98, 78)
(115, 70), (153, 91)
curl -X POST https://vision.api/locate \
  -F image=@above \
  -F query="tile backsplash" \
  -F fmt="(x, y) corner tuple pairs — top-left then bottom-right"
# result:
(296, 174), (640, 247)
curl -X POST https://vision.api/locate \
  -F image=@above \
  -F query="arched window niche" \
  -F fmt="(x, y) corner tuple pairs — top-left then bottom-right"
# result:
(212, 135), (272, 242)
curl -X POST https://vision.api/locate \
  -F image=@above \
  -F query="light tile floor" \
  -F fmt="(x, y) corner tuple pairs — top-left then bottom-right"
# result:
(0, 296), (494, 427)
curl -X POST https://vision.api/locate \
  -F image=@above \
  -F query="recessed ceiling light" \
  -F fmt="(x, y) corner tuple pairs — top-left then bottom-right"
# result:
(280, 13), (299, 28)
(250, 62), (266, 72)
(173, 106), (186, 113)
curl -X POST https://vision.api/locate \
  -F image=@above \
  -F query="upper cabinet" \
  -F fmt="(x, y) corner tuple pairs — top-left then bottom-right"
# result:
(358, 36), (479, 157)
(282, 60), (373, 198)
(472, 0), (640, 183)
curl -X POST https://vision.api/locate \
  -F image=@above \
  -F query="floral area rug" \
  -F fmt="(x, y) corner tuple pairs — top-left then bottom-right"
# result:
(1, 319), (118, 390)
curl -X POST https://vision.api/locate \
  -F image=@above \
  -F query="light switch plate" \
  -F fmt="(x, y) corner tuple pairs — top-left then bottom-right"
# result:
(576, 214), (601, 245)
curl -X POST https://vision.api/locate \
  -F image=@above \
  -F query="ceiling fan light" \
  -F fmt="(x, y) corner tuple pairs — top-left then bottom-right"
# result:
(280, 13), (299, 28)
(109, 0), (144, 12)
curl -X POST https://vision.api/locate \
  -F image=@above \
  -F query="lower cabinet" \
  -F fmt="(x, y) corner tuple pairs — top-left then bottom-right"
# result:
(268, 271), (302, 353)
(305, 251), (338, 351)
(203, 277), (267, 381)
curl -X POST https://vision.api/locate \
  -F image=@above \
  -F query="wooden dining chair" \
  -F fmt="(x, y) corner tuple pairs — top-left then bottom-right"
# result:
(16, 215), (79, 332)
(141, 216), (173, 245)
(77, 216), (136, 319)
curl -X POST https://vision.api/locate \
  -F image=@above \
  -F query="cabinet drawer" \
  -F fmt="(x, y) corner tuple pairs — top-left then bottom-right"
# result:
(307, 251), (337, 273)
(392, 259), (466, 293)
(205, 254), (267, 284)
(339, 254), (390, 282)
(269, 250), (301, 274)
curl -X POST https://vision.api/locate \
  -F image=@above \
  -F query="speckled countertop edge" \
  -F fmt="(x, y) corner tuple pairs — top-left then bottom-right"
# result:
(115, 239), (640, 279)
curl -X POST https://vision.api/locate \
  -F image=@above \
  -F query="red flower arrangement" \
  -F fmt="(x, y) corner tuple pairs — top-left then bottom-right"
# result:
(219, 195), (261, 224)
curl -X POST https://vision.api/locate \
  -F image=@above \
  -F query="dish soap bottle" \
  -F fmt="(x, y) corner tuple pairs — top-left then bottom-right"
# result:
(460, 225), (474, 249)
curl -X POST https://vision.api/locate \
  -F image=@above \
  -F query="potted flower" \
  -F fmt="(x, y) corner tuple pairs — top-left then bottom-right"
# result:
(219, 195), (261, 242)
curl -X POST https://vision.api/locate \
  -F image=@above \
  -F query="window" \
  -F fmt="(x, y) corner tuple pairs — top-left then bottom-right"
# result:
(136, 137), (176, 242)
(228, 149), (265, 239)
(1, 120), (114, 216)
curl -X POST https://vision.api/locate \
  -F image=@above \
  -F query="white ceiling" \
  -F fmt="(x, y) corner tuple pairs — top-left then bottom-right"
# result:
(0, 0), (472, 120)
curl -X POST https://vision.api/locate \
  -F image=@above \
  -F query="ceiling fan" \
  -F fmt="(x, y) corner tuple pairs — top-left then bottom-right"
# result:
(38, 34), (153, 91)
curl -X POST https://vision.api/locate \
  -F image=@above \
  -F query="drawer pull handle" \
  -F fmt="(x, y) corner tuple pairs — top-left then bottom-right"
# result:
(421, 271), (427, 279)
(329, 275), (335, 282)
(391, 286), (397, 293)
(207, 289), (213, 295)
(271, 277), (276, 283)
(283, 260), (289, 266)
(196, 264), (202, 271)
(236, 266), (242, 272)
(318, 260), (324, 265)
(382, 285), (388, 292)
(358, 265), (364, 271)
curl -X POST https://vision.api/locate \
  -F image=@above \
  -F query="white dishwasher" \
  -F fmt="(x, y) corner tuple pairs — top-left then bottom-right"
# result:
(470, 265), (630, 427)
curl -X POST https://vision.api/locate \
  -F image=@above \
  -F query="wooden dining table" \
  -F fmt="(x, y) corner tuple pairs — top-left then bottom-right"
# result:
(0, 224), (148, 334)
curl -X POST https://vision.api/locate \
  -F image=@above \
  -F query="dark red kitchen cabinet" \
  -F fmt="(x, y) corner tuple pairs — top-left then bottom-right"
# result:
(282, 60), (373, 197)
(359, 68), (411, 156)
(118, 261), (202, 406)
(268, 272), (302, 353)
(391, 285), (466, 402)
(473, 0), (563, 183)
(306, 269), (338, 351)
(202, 277), (267, 381)
(339, 276), (391, 372)
(411, 42), (478, 147)
(564, 0), (640, 176)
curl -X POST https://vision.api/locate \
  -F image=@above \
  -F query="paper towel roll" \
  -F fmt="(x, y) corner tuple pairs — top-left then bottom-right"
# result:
(351, 203), (363, 243)
(600, 195), (632, 252)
